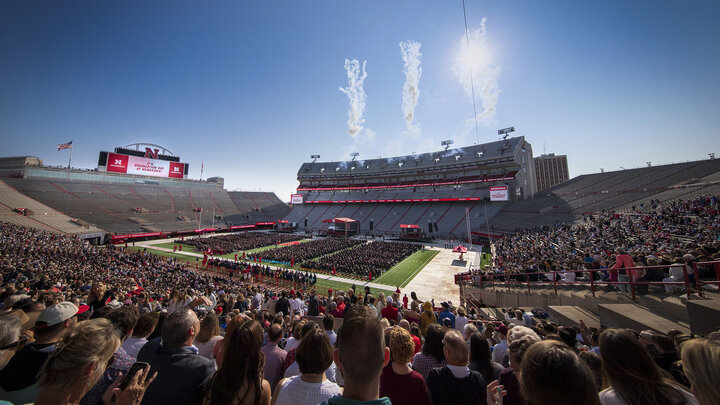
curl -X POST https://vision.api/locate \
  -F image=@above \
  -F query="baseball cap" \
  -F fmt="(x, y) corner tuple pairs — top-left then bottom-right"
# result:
(36, 302), (80, 327)
(496, 324), (509, 336)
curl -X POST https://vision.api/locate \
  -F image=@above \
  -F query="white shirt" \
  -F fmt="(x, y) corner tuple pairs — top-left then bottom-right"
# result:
(121, 336), (147, 359)
(455, 316), (468, 333)
(492, 340), (508, 365)
(446, 364), (470, 379)
(325, 330), (337, 347)
(285, 337), (300, 352)
(274, 375), (341, 405)
(283, 361), (337, 383)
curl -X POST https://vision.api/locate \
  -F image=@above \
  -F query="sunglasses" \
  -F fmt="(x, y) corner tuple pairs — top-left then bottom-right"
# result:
(0, 335), (28, 351)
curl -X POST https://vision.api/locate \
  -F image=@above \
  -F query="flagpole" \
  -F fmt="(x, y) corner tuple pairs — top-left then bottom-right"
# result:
(68, 145), (73, 169)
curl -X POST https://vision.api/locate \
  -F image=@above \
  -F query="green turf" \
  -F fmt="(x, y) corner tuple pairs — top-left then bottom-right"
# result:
(125, 246), (394, 297)
(313, 279), (394, 298)
(480, 252), (492, 268)
(372, 249), (439, 288)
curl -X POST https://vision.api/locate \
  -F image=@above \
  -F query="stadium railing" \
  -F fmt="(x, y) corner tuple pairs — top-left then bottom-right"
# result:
(455, 261), (720, 302)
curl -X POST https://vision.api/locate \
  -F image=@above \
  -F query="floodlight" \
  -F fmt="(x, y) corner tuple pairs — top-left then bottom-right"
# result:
(441, 140), (454, 151)
(350, 152), (359, 161)
(497, 127), (515, 135)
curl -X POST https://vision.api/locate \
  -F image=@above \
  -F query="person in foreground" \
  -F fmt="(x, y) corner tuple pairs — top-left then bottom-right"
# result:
(681, 337), (720, 405)
(379, 327), (428, 405)
(323, 304), (391, 405)
(598, 328), (698, 405)
(272, 327), (340, 405)
(516, 340), (599, 405)
(426, 329), (486, 405)
(35, 318), (156, 405)
(137, 308), (215, 405)
(203, 320), (271, 405)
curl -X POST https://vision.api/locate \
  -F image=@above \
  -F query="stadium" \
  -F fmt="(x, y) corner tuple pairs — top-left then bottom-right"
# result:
(2, 135), (720, 404)
(2, 2), (720, 405)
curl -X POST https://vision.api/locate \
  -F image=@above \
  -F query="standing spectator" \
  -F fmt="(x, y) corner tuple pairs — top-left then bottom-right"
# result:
(261, 324), (287, 392)
(598, 329), (698, 405)
(275, 292), (290, 317)
(512, 340), (600, 405)
(204, 320), (271, 405)
(469, 332), (504, 383)
(455, 307), (468, 333)
(426, 329), (486, 405)
(403, 301), (422, 325)
(611, 249), (636, 293)
(419, 301), (437, 336)
(380, 327), (428, 405)
(323, 314), (337, 347)
(412, 324), (447, 381)
(438, 302), (456, 329)
(272, 328), (341, 405)
(0, 302), (80, 404)
(195, 313), (223, 361)
(681, 337), (720, 405)
(138, 308), (215, 405)
(491, 324), (509, 366)
(122, 311), (160, 359)
(381, 297), (399, 324)
(307, 293), (320, 317)
(322, 305), (390, 405)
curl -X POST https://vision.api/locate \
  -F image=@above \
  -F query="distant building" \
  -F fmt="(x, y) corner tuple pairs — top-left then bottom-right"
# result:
(534, 153), (569, 192)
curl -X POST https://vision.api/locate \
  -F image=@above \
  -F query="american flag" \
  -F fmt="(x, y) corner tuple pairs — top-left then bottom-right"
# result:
(57, 141), (73, 151)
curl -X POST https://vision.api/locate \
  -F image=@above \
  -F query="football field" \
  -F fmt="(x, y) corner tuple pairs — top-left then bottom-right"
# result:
(372, 249), (439, 288)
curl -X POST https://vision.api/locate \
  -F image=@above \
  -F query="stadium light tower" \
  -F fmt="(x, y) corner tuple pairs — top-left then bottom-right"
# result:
(498, 126), (515, 140)
(647, 162), (652, 167)
(311, 154), (320, 163)
(441, 140), (454, 151)
(710, 153), (716, 159)
(350, 152), (359, 161)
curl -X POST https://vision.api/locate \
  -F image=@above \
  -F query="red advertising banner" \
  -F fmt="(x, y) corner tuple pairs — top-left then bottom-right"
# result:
(106, 152), (186, 179)
(111, 231), (163, 240)
(303, 197), (486, 204)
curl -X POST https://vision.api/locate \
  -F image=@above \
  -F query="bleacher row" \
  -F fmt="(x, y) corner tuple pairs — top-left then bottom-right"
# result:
(285, 199), (505, 237)
(0, 179), (103, 235)
(1, 178), (289, 234)
(490, 159), (720, 231)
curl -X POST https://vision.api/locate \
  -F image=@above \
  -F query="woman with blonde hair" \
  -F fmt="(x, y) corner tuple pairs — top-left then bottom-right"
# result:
(35, 318), (156, 405)
(598, 329), (698, 405)
(375, 292), (387, 317)
(380, 327), (428, 405)
(419, 301), (437, 336)
(681, 338), (720, 405)
(87, 283), (112, 312)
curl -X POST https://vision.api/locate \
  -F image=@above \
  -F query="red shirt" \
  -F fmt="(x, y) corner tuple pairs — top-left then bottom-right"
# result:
(382, 306), (399, 323)
(380, 363), (429, 405)
(411, 334), (422, 355)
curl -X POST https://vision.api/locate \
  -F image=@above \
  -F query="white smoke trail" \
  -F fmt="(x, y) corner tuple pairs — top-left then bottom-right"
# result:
(339, 59), (368, 139)
(452, 17), (501, 125)
(400, 40), (422, 136)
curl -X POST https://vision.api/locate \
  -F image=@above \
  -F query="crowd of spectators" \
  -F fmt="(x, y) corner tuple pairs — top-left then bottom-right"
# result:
(248, 237), (364, 264)
(177, 233), (305, 255)
(302, 242), (422, 278)
(2, 216), (720, 405)
(486, 195), (720, 293)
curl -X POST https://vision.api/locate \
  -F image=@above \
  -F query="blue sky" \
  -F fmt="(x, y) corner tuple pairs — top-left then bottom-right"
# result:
(1, 0), (719, 201)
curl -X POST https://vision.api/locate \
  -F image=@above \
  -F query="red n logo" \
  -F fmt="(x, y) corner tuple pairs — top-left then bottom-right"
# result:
(144, 148), (159, 159)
